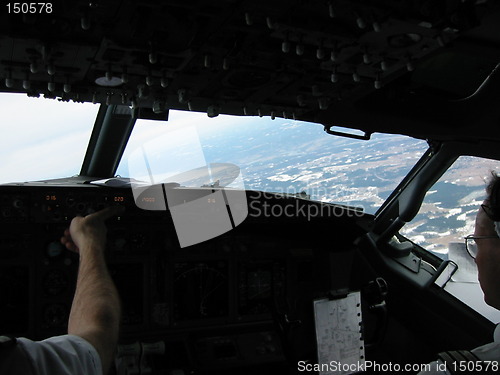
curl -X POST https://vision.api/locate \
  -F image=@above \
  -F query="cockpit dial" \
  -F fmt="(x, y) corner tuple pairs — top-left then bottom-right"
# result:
(174, 262), (228, 320)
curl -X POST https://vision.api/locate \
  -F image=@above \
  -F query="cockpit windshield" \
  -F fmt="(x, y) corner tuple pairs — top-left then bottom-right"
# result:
(0, 93), (428, 215)
(117, 110), (428, 214)
(0, 94), (98, 184)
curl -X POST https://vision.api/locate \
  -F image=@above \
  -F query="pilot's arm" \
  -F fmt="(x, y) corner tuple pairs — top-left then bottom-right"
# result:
(62, 206), (123, 374)
(0, 206), (123, 375)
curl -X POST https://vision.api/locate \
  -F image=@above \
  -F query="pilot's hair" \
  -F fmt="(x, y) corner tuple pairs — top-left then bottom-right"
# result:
(487, 171), (500, 221)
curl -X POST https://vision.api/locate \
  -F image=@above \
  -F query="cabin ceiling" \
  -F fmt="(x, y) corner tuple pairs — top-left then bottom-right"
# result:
(1, 0), (500, 141)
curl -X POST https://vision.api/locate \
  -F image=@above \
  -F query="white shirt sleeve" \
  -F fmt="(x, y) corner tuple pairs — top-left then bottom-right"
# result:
(16, 334), (102, 375)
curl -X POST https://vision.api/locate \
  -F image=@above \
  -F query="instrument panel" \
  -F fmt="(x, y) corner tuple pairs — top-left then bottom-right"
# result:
(0, 183), (365, 374)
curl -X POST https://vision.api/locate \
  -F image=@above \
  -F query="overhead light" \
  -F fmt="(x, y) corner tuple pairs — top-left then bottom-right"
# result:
(244, 12), (252, 26)
(282, 39), (290, 53)
(48, 78), (56, 92)
(149, 51), (158, 64)
(160, 76), (169, 88)
(30, 60), (39, 74)
(5, 71), (14, 88)
(47, 61), (56, 75)
(95, 76), (123, 87)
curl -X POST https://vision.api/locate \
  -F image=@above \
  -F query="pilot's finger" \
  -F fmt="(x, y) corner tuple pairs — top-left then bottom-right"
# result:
(60, 229), (72, 245)
(60, 235), (78, 253)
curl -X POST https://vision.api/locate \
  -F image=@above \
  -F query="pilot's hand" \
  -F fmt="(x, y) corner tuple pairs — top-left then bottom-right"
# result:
(60, 206), (124, 256)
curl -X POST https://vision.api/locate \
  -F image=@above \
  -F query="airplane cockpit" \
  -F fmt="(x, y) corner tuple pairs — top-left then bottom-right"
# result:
(1, 1), (500, 374)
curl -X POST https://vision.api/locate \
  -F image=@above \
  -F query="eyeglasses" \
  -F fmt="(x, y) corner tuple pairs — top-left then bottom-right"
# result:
(464, 235), (499, 259)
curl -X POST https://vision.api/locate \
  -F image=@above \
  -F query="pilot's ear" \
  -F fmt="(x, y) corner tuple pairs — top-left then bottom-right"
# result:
(486, 171), (495, 194)
(487, 171), (500, 219)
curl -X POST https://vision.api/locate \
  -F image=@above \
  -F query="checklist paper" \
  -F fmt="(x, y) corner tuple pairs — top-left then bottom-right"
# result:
(313, 292), (364, 375)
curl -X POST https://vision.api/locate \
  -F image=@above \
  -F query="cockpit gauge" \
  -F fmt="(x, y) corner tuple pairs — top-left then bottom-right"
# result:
(46, 241), (66, 259)
(238, 261), (286, 316)
(42, 269), (69, 297)
(174, 262), (228, 320)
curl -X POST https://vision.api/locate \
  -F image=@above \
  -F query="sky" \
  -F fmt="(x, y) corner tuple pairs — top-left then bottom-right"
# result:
(0, 94), (253, 184)
(0, 93), (98, 183)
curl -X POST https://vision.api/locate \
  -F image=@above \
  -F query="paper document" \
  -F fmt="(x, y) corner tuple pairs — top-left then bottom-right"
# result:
(314, 292), (364, 375)
(448, 242), (478, 283)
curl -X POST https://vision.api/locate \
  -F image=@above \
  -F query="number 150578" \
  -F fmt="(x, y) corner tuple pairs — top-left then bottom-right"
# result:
(6, 3), (52, 14)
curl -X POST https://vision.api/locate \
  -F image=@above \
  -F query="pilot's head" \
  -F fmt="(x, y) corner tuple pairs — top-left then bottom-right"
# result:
(474, 172), (500, 310)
